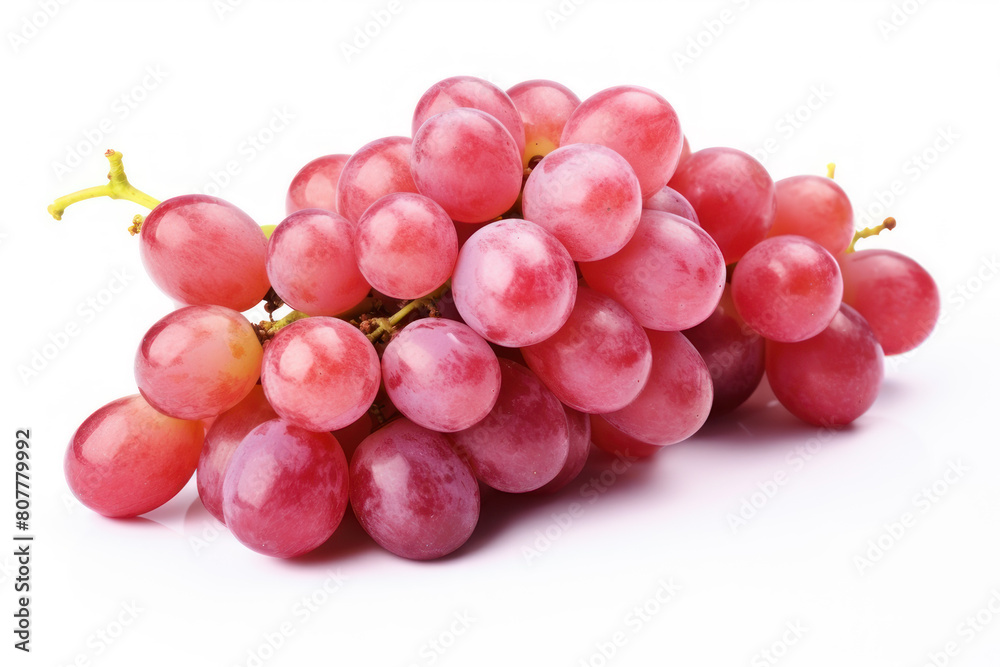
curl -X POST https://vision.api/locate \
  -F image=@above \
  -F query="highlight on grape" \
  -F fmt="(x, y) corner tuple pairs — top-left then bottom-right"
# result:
(50, 75), (941, 560)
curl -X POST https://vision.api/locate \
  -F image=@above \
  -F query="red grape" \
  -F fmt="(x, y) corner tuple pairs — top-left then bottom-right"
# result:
(285, 154), (350, 215)
(768, 175), (854, 255)
(336, 136), (418, 224)
(507, 78), (581, 167)
(413, 75), (526, 154)
(65, 395), (204, 518)
(590, 415), (661, 459)
(643, 184), (699, 224)
(534, 407), (592, 494)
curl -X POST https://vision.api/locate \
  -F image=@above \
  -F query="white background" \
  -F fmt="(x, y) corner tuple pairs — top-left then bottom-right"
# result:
(2, 1), (999, 665)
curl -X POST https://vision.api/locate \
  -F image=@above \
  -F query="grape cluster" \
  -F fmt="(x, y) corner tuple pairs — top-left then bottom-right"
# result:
(60, 76), (940, 561)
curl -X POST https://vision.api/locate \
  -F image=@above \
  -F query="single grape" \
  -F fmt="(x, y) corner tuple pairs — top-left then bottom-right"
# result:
(196, 385), (278, 523)
(285, 154), (350, 214)
(768, 175), (854, 255)
(351, 419), (480, 560)
(412, 75), (526, 154)
(222, 419), (349, 558)
(669, 148), (776, 263)
(603, 330), (713, 446)
(682, 284), (765, 415)
(410, 108), (523, 223)
(65, 395), (204, 518)
(590, 415), (661, 459)
(766, 304), (884, 426)
(534, 407), (592, 494)
(336, 136), (418, 224)
(521, 143), (642, 261)
(261, 317), (380, 432)
(522, 286), (652, 413)
(139, 195), (269, 312)
(579, 210), (726, 331)
(507, 78), (581, 167)
(839, 249), (940, 355)
(643, 184), (699, 224)
(450, 359), (570, 493)
(266, 208), (370, 316)
(452, 219), (577, 346)
(382, 318), (501, 432)
(731, 235), (843, 343)
(560, 85), (683, 198)
(678, 135), (691, 164)
(355, 193), (458, 299)
(135, 305), (262, 420)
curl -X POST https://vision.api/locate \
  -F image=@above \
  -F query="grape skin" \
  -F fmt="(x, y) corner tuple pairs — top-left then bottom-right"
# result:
(682, 284), (765, 415)
(336, 136), (418, 224)
(533, 407), (592, 494)
(590, 415), (661, 459)
(643, 184), (699, 224)
(521, 143), (643, 262)
(410, 108), (523, 223)
(355, 193), (458, 299)
(135, 305), (262, 421)
(839, 249), (940, 355)
(382, 318), (501, 432)
(285, 154), (350, 215)
(222, 419), (349, 558)
(413, 75), (526, 155)
(65, 395), (204, 518)
(450, 359), (570, 493)
(266, 208), (371, 316)
(351, 419), (480, 560)
(507, 78), (581, 168)
(766, 304), (884, 426)
(561, 85), (684, 198)
(139, 194), (270, 312)
(521, 286), (652, 414)
(580, 210), (726, 332)
(196, 386), (278, 524)
(731, 235), (843, 343)
(603, 330), (713, 446)
(669, 147), (777, 263)
(261, 317), (380, 432)
(452, 219), (577, 347)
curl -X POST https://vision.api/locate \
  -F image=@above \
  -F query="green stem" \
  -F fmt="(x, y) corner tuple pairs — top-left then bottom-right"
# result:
(847, 217), (896, 253)
(366, 282), (450, 342)
(48, 150), (161, 221)
(827, 163), (836, 179)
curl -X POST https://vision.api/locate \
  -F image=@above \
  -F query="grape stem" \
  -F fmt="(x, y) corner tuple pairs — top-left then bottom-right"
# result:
(827, 163), (836, 179)
(47, 150), (162, 222)
(363, 282), (450, 343)
(847, 217), (896, 253)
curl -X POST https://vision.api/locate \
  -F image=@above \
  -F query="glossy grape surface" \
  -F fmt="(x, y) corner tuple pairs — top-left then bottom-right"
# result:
(286, 154), (350, 214)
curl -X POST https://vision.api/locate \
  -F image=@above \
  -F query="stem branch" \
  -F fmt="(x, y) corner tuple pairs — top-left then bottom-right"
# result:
(48, 150), (161, 221)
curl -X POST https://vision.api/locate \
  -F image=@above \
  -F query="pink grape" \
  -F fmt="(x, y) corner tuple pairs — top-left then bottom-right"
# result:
(534, 407), (592, 494)
(579, 210), (726, 331)
(410, 108), (522, 223)
(65, 395), (204, 518)
(450, 359), (570, 493)
(522, 286), (652, 413)
(669, 148), (776, 263)
(135, 305), (262, 420)
(839, 249), (940, 355)
(222, 419), (349, 558)
(139, 195), (269, 311)
(196, 385), (278, 523)
(266, 208), (370, 316)
(766, 304), (884, 426)
(507, 78), (581, 166)
(336, 136), (418, 224)
(355, 193), (458, 299)
(643, 184), (699, 224)
(412, 75), (526, 155)
(452, 219), (577, 346)
(682, 284), (765, 415)
(285, 154), (350, 214)
(768, 175), (854, 254)
(590, 415), (661, 459)
(560, 85), (683, 198)
(731, 235), (843, 343)
(521, 143), (642, 261)
(261, 317), (380, 432)
(382, 318), (500, 432)
(603, 330), (713, 446)
(678, 135), (691, 164)
(350, 419), (480, 560)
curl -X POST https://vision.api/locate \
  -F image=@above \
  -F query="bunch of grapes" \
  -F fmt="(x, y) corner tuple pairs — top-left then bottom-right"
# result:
(54, 76), (940, 561)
